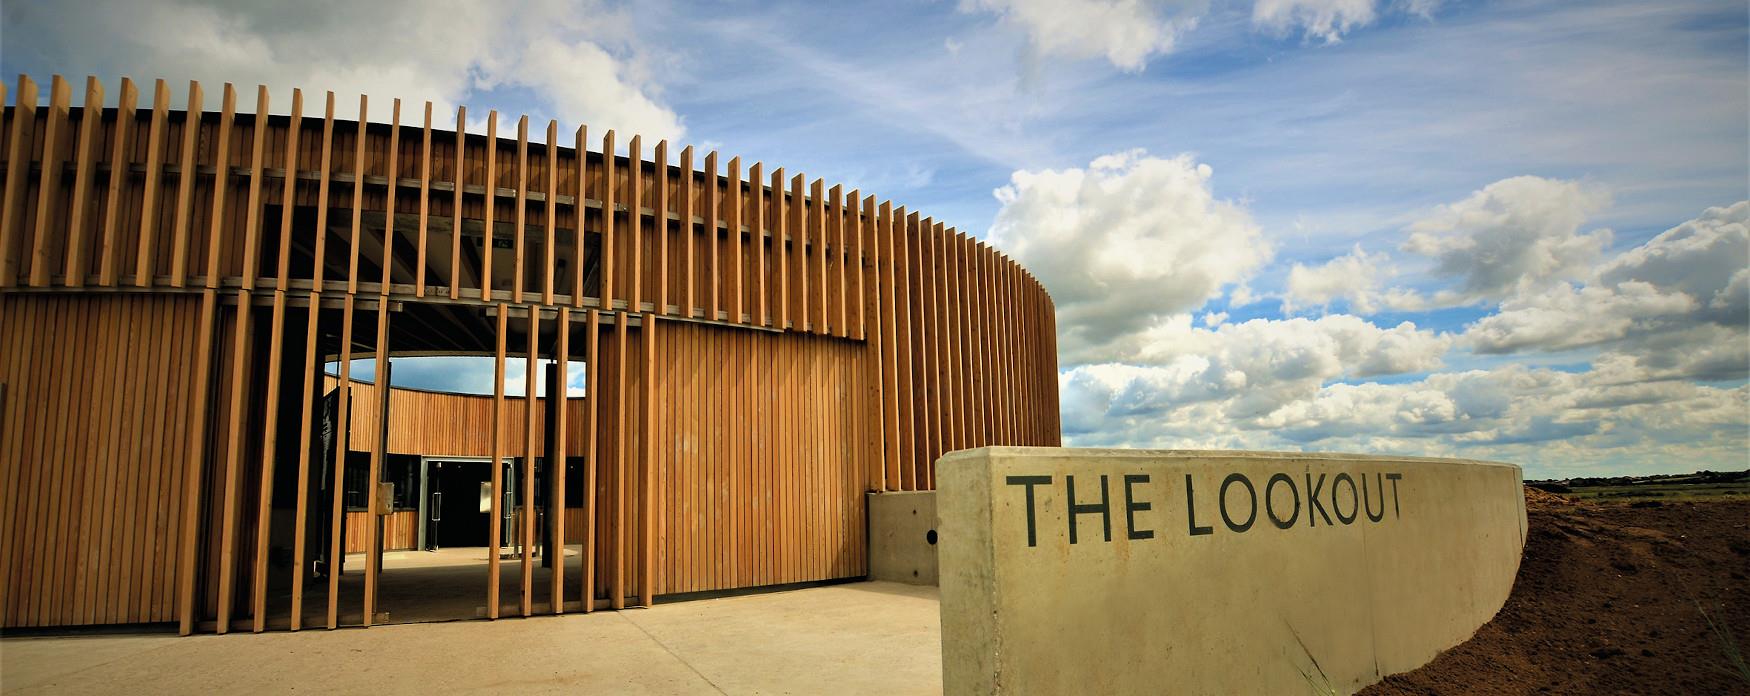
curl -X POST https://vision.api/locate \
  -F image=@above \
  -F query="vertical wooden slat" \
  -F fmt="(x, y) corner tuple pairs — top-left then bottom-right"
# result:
(167, 81), (203, 287)
(130, 79), (172, 287)
(63, 76), (104, 287)
(812, 179), (827, 334)
(550, 307), (570, 611)
(654, 140), (668, 314)
(27, 75), (69, 287)
(326, 295), (354, 629)
(488, 303), (506, 618)
(879, 201), (901, 488)
(582, 308), (600, 611)
(379, 99), (401, 292)
(751, 162), (766, 326)
(792, 173), (807, 332)
(573, 125), (587, 307)
(855, 194), (868, 341)
(543, 120), (557, 306)
(362, 303), (389, 626)
(288, 291), (321, 631)
(612, 316), (627, 609)
(275, 89), (304, 288)
(601, 130), (615, 311)
(513, 115), (528, 304)
(250, 290), (287, 631)
(312, 93), (335, 289)
(773, 167), (786, 330)
(703, 151), (718, 321)
(416, 102), (432, 297)
(239, 86), (270, 289)
(680, 145), (694, 317)
(96, 77), (134, 286)
(175, 290), (219, 634)
(830, 184), (846, 337)
(628, 135), (642, 312)
(216, 290), (255, 633)
(450, 106), (465, 301)
(727, 156), (741, 324)
(641, 313), (657, 604)
(346, 95), (367, 294)
(479, 110), (496, 301)
(199, 85), (236, 289)
(522, 309), (537, 616)
(0, 74), (38, 286)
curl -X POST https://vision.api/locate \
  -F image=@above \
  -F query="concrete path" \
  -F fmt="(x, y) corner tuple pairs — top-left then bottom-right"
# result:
(1, 581), (942, 695)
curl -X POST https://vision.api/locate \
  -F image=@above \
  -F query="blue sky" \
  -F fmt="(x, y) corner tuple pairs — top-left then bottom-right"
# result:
(5, 0), (1746, 477)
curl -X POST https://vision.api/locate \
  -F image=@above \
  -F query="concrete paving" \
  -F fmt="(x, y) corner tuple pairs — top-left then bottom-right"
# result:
(0, 581), (943, 695)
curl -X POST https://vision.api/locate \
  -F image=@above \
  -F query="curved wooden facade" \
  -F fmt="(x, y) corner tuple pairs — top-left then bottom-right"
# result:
(0, 74), (1062, 633)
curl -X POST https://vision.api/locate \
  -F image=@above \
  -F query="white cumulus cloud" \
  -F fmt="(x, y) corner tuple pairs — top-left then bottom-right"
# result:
(989, 151), (1271, 363)
(0, 0), (685, 141)
(961, 0), (1202, 71)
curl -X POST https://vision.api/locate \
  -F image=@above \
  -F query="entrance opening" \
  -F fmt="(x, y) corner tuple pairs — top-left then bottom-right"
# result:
(428, 460), (492, 548)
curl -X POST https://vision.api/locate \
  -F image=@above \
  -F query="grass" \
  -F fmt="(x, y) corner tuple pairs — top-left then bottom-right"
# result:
(1558, 482), (1750, 504)
(1696, 599), (1750, 687)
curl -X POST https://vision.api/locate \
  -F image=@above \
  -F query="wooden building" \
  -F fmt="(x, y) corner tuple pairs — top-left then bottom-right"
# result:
(0, 74), (1062, 634)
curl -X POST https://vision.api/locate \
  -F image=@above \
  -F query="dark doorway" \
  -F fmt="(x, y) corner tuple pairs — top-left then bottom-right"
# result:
(428, 460), (492, 549)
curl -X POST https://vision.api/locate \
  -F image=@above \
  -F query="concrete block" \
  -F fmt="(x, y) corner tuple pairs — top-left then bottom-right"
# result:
(868, 491), (939, 585)
(937, 447), (1526, 695)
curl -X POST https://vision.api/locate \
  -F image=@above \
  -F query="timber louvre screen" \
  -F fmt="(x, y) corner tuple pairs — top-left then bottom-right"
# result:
(0, 73), (1062, 634)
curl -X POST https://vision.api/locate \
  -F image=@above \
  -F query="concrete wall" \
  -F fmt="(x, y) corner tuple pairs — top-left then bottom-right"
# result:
(868, 492), (940, 585)
(937, 447), (1526, 695)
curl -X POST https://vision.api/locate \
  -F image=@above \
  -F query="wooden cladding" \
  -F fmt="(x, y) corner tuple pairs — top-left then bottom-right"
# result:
(0, 74), (1062, 633)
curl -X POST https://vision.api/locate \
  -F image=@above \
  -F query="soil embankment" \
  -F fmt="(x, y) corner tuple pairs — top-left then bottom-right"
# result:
(1364, 489), (1750, 695)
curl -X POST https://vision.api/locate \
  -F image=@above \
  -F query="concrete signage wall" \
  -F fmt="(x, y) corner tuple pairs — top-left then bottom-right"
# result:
(937, 448), (1526, 695)
(869, 492), (941, 585)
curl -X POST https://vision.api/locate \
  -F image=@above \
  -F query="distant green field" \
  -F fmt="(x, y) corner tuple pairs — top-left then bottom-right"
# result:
(1560, 482), (1750, 503)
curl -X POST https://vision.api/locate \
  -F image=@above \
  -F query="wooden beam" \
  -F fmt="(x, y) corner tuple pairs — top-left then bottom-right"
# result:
(312, 93), (335, 288)
(543, 121), (558, 306)
(167, 81), (203, 287)
(513, 115), (528, 304)
(197, 83), (238, 289)
(479, 110), (496, 302)
(379, 99), (401, 293)
(362, 303), (390, 626)
(326, 294), (354, 629)
(680, 146), (694, 317)
(27, 75), (70, 288)
(628, 135), (642, 312)
(521, 308), (537, 616)
(450, 106), (465, 301)
(612, 313), (627, 609)
(488, 302), (506, 618)
(239, 85), (270, 290)
(215, 287), (255, 633)
(63, 76), (104, 287)
(0, 74), (37, 286)
(347, 95), (367, 294)
(96, 77), (134, 286)
(249, 290), (288, 631)
(175, 289), (219, 634)
(641, 313), (656, 605)
(703, 151), (718, 321)
(288, 290), (322, 631)
(655, 140), (668, 314)
(582, 308), (600, 612)
(601, 130), (615, 311)
(416, 102), (432, 297)
(133, 79), (171, 287)
(549, 307), (570, 612)
(275, 89), (304, 289)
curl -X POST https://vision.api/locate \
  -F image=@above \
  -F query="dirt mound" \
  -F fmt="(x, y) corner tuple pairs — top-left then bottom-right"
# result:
(1363, 489), (1750, 695)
